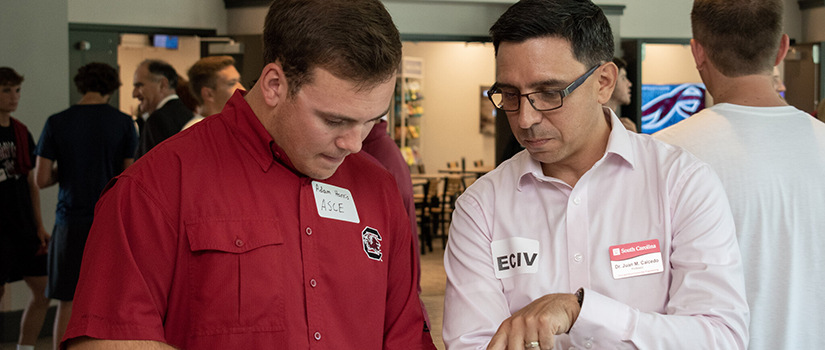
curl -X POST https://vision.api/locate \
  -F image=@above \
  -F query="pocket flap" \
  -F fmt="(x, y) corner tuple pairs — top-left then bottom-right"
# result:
(186, 218), (283, 253)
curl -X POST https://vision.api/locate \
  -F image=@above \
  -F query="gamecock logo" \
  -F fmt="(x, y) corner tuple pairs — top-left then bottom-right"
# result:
(362, 226), (383, 261)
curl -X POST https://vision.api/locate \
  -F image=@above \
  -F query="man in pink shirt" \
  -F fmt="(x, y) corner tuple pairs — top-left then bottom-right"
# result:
(442, 0), (749, 349)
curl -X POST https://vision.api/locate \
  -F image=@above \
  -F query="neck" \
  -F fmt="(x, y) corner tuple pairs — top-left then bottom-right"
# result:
(604, 100), (621, 114)
(706, 73), (787, 107)
(0, 112), (10, 127)
(541, 108), (612, 187)
(245, 84), (278, 140)
(201, 104), (219, 117)
(78, 92), (110, 105)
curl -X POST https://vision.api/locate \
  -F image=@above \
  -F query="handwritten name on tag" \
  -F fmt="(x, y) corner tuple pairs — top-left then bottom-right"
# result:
(312, 181), (360, 223)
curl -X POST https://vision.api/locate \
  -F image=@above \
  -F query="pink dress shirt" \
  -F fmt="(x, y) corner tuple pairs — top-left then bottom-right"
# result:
(443, 112), (749, 349)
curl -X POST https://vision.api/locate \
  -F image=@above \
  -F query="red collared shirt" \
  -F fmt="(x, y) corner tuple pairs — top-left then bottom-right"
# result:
(64, 91), (435, 349)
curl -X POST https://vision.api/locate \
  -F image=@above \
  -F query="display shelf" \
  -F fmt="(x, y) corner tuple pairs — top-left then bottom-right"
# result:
(390, 57), (425, 167)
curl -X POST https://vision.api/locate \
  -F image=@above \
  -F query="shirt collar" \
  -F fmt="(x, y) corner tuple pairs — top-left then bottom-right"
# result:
(515, 107), (637, 190)
(155, 94), (179, 111)
(222, 90), (298, 173)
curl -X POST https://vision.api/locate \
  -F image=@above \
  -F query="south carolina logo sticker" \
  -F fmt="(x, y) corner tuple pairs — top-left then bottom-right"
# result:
(362, 226), (383, 261)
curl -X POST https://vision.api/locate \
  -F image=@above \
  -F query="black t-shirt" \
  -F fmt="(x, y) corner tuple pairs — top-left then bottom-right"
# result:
(0, 123), (38, 247)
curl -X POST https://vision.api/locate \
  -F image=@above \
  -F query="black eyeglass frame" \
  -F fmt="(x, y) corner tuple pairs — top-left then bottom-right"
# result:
(487, 64), (601, 112)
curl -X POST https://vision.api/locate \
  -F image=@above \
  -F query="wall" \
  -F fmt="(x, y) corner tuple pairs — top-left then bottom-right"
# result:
(641, 44), (702, 85)
(400, 42), (497, 173)
(68, 0), (228, 34)
(0, 0), (68, 312)
(802, 6), (825, 42)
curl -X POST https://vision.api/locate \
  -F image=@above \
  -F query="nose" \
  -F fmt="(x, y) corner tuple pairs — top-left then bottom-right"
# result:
(132, 86), (140, 99)
(335, 125), (366, 154)
(514, 97), (542, 130)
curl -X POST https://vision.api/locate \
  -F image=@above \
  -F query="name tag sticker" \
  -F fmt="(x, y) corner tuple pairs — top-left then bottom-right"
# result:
(609, 239), (664, 279)
(312, 181), (360, 223)
(490, 237), (540, 279)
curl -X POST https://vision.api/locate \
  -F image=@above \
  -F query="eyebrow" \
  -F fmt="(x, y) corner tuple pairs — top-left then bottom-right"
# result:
(317, 105), (390, 124)
(494, 78), (569, 91)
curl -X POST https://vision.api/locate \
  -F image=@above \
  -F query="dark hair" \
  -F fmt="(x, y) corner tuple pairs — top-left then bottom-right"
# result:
(692, 0), (783, 77)
(74, 62), (121, 95)
(187, 56), (236, 105)
(490, 0), (614, 69)
(175, 76), (200, 113)
(263, 0), (402, 96)
(612, 57), (627, 71)
(0, 67), (24, 86)
(142, 59), (179, 89)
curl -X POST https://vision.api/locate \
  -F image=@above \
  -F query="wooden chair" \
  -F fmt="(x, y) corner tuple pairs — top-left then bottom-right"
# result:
(429, 175), (464, 247)
(415, 178), (442, 253)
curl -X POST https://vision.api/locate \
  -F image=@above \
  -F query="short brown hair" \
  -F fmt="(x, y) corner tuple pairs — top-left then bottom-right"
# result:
(0, 67), (24, 86)
(692, 0), (783, 77)
(263, 0), (401, 96)
(187, 56), (236, 105)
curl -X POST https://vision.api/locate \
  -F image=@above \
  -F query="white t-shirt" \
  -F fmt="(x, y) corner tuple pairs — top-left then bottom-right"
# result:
(655, 103), (825, 350)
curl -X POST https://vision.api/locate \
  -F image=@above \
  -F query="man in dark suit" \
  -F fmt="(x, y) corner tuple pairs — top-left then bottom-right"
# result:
(132, 59), (192, 158)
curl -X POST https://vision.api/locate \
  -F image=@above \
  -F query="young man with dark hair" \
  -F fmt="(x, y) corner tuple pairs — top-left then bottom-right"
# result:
(132, 59), (192, 158)
(63, 1), (435, 349)
(655, 1), (825, 349)
(34, 62), (138, 349)
(0, 67), (51, 350)
(184, 55), (244, 130)
(442, 0), (749, 349)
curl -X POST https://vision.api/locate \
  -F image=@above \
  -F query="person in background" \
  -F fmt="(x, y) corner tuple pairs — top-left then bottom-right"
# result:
(654, 1), (825, 349)
(605, 57), (638, 132)
(184, 55), (244, 130)
(771, 66), (786, 97)
(34, 62), (138, 350)
(359, 117), (429, 324)
(0, 67), (51, 350)
(442, 0), (749, 349)
(132, 59), (192, 158)
(175, 76), (201, 118)
(62, 0), (436, 349)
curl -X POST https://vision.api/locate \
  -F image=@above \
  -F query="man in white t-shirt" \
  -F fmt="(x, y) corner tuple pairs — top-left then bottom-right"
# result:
(655, 1), (825, 349)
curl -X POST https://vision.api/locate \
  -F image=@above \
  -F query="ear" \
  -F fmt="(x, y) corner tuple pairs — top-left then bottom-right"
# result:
(690, 39), (706, 71)
(774, 33), (790, 66)
(159, 76), (170, 91)
(200, 86), (215, 104)
(258, 62), (288, 108)
(596, 62), (618, 105)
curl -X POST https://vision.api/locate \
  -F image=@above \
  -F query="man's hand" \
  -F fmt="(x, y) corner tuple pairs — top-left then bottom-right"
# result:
(486, 293), (581, 350)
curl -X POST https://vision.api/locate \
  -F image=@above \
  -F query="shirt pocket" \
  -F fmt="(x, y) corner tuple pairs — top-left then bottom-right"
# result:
(186, 219), (286, 336)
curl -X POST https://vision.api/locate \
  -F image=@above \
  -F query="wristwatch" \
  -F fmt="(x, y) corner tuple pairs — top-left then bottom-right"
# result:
(575, 288), (584, 308)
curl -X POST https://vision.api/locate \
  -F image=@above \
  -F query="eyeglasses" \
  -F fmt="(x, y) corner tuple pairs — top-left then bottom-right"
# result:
(487, 64), (601, 112)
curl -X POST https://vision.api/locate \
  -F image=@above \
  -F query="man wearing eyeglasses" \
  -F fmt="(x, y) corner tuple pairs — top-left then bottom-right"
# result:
(442, 0), (749, 349)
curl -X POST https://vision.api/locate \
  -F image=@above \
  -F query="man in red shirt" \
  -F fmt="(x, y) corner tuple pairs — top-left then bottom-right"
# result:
(62, 0), (436, 349)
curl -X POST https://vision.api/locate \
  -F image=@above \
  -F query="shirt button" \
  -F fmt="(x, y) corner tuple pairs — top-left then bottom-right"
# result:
(306, 227), (312, 236)
(314, 332), (321, 341)
(310, 279), (317, 287)
(573, 253), (583, 262)
(568, 347), (576, 350)
(585, 341), (593, 349)
(234, 239), (244, 247)
(573, 196), (581, 205)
